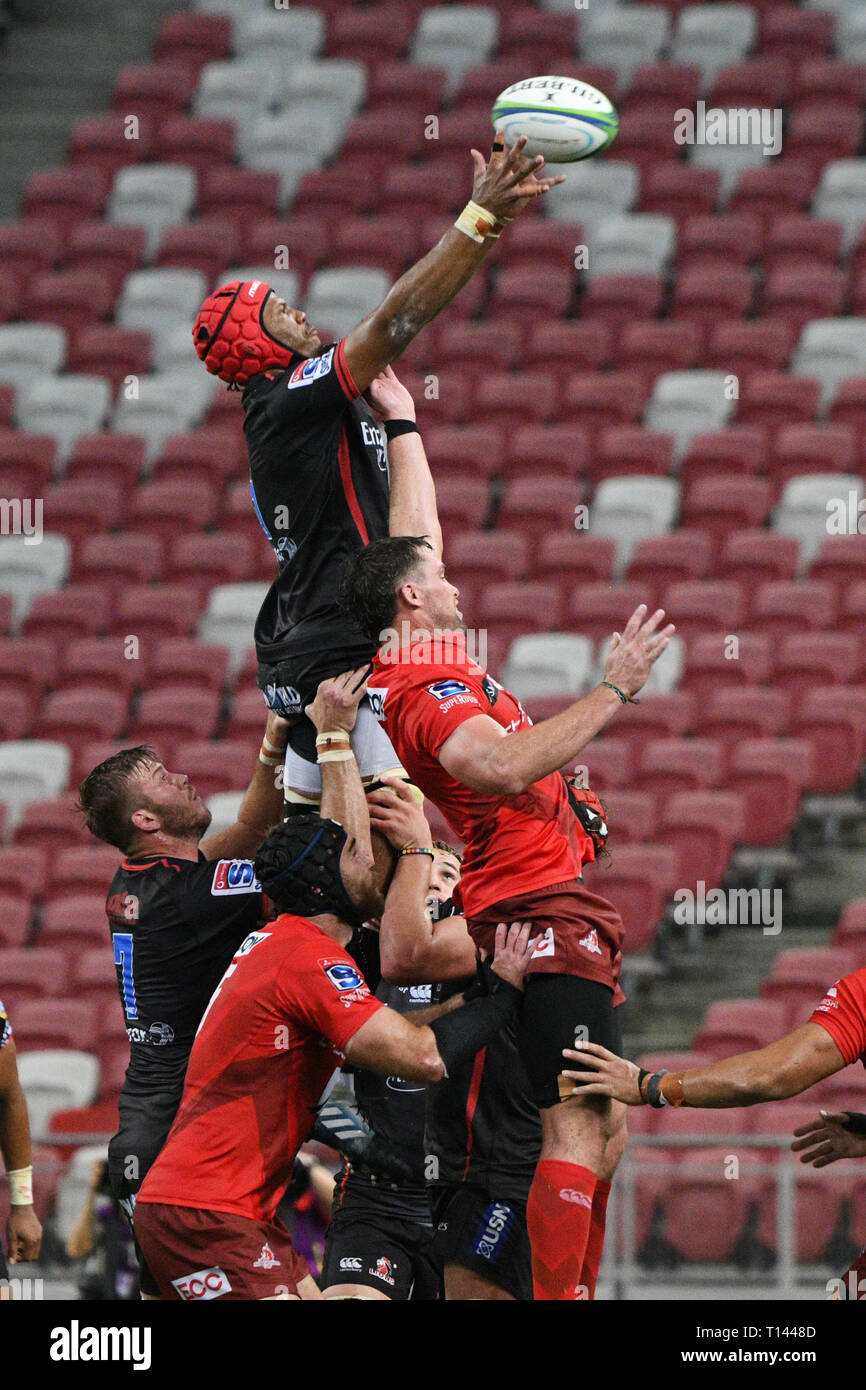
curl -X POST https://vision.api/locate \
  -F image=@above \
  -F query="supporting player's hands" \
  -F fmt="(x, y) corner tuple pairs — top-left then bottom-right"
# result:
(791, 1111), (866, 1167)
(7, 1203), (42, 1263)
(363, 364), (416, 422)
(305, 667), (370, 737)
(263, 709), (292, 753)
(561, 1041), (643, 1104)
(603, 604), (677, 700)
(366, 776), (433, 852)
(469, 128), (566, 221)
(489, 920), (540, 992)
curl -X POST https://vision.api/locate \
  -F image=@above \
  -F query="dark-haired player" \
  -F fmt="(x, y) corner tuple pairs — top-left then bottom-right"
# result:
(0, 997), (42, 1296)
(77, 710), (291, 1294)
(340, 535), (672, 1300)
(562, 965), (866, 1299)
(191, 135), (563, 811)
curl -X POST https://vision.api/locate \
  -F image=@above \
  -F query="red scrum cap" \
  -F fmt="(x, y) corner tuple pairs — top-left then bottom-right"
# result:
(192, 279), (294, 387)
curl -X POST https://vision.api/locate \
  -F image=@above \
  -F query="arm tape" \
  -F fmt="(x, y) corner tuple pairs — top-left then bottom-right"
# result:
(429, 980), (522, 1074)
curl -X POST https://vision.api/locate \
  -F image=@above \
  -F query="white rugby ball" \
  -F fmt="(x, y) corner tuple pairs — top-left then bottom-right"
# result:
(492, 75), (618, 163)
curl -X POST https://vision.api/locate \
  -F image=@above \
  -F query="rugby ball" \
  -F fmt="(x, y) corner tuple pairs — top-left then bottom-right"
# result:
(491, 75), (618, 163)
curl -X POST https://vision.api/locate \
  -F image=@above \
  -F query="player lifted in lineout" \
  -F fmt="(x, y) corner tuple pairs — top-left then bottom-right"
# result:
(134, 669), (537, 1300)
(340, 523), (674, 1299)
(191, 133), (564, 815)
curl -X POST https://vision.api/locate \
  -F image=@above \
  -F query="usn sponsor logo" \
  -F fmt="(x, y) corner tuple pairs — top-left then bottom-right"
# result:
(211, 859), (261, 896)
(559, 1187), (593, 1209)
(50, 1320), (152, 1369)
(472, 1202), (514, 1263)
(287, 346), (335, 390)
(171, 1266), (233, 1301)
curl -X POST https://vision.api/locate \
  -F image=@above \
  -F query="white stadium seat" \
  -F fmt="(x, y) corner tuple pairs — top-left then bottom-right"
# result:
(792, 320), (866, 409)
(112, 367), (219, 460)
(0, 740), (70, 831)
(107, 165), (197, 260)
(688, 145), (768, 202)
(16, 375), (111, 462)
(586, 214), (677, 279)
(773, 474), (863, 570)
(116, 268), (209, 355)
(545, 161), (639, 232)
(234, 8), (326, 61)
(305, 268), (391, 340)
(591, 476), (680, 571)
(671, 5), (757, 87)
(0, 324), (66, 390)
(16, 1051), (99, 1144)
(205, 792), (245, 839)
(194, 58), (283, 127)
(645, 371), (735, 459)
(0, 534), (69, 623)
(284, 60), (367, 115)
(580, 7), (671, 93)
(813, 160), (866, 249)
(837, 6), (866, 61)
(152, 322), (201, 371)
(199, 583), (269, 673)
(501, 633), (595, 701)
(411, 6), (499, 95)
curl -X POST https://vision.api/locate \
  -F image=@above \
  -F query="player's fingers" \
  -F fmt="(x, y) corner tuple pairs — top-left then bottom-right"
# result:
(621, 604), (648, 642)
(561, 1040), (607, 1058)
(820, 1110), (850, 1124)
(494, 921), (507, 954)
(564, 1081), (610, 1097)
(637, 608), (667, 640)
(470, 148), (487, 179)
(792, 1120), (824, 1138)
(561, 1052), (604, 1072)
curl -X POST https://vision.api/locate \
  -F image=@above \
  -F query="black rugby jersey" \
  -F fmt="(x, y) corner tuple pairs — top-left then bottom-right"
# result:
(336, 978), (432, 1227)
(426, 978), (541, 1205)
(105, 852), (262, 1199)
(242, 340), (390, 713)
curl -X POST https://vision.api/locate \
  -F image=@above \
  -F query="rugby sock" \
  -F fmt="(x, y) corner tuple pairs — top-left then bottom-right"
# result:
(527, 1159), (597, 1301)
(581, 1178), (611, 1300)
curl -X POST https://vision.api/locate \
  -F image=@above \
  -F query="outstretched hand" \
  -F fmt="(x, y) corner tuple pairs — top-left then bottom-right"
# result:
(470, 128), (566, 221)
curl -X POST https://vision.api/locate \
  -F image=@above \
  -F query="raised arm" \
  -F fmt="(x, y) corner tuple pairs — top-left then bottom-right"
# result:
(0, 1035), (42, 1264)
(365, 366), (442, 554)
(439, 606), (676, 796)
(341, 134), (564, 393)
(200, 710), (291, 861)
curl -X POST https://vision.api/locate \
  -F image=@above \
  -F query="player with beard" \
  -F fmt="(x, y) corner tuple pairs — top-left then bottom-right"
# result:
(77, 710), (292, 1295)
(340, 537), (672, 1300)
(191, 134), (563, 817)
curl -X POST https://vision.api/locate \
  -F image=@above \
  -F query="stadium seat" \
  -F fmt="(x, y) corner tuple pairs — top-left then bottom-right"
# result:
(113, 584), (202, 646)
(111, 62), (197, 123)
(198, 583), (269, 674)
(681, 478), (772, 550)
(147, 639), (230, 698)
(660, 791), (745, 886)
(709, 56), (791, 109)
(48, 846), (120, 899)
(235, 7), (326, 62)
(590, 476), (679, 572)
(410, 5), (498, 95)
(67, 111), (155, 179)
(0, 741), (69, 832)
(21, 166), (109, 234)
(304, 268), (390, 340)
(693, 998), (789, 1061)
(67, 326), (152, 392)
(626, 532), (714, 591)
(677, 212), (763, 272)
(0, 218), (63, 278)
(773, 474), (861, 568)
(0, 323), (66, 390)
(749, 580), (837, 640)
(13, 999), (99, 1054)
(681, 632), (774, 703)
(832, 899), (866, 965)
(476, 582), (563, 649)
(662, 1153), (764, 1264)
(16, 374), (112, 463)
(792, 319), (866, 407)
(65, 432), (146, 491)
(566, 581), (649, 648)
(638, 738), (725, 804)
(645, 371), (735, 458)
(577, 738), (634, 793)
(671, 4), (757, 85)
(701, 687), (791, 762)
(77, 533), (163, 590)
(23, 268), (115, 336)
(107, 165), (198, 260)
(172, 740), (255, 800)
(762, 946), (859, 1026)
(586, 214), (677, 280)
(0, 535), (71, 625)
(500, 634), (593, 702)
(719, 529), (799, 599)
(130, 479), (220, 547)
(0, 846), (47, 906)
(580, 275), (665, 332)
(0, 947), (67, 1005)
(535, 532), (616, 591)
(15, 1050), (99, 1142)
(617, 324), (703, 391)
(809, 535), (866, 601)
(774, 632), (859, 703)
(726, 739), (813, 846)
(0, 898), (31, 950)
(640, 161), (719, 224)
(112, 370), (219, 460)
(581, 844), (678, 952)
(14, 798), (88, 858)
(813, 159), (866, 248)
(600, 790), (655, 846)
(24, 585), (113, 646)
(545, 161), (639, 232)
(155, 12), (232, 70)
(579, 6), (671, 93)
(42, 480), (122, 559)
(790, 688), (866, 794)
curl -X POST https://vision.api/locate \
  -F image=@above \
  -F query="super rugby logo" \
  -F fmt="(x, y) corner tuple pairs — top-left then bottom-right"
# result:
(319, 959), (370, 1007)
(426, 679), (478, 713)
(287, 346), (335, 390)
(211, 860), (261, 896)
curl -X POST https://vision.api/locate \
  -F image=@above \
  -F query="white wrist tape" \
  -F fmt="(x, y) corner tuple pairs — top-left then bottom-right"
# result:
(7, 1166), (33, 1205)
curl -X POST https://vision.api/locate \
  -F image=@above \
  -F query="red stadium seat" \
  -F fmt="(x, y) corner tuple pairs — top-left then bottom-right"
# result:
(42, 481), (122, 560)
(639, 161), (719, 223)
(660, 790), (745, 886)
(0, 690), (32, 742)
(35, 688), (128, 757)
(475, 370), (559, 431)
(763, 945), (859, 1022)
(153, 426), (246, 487)
(475, 581), (564, 648)
(681, 632), (774, 703)
(131, 479), (219, 547)
(659, 580), (746, 643)
(579, 276), (665, 333)
(197, 167), (280, 230)
(757, 1168), (857, 1263)
(66, 433), (147, 490)
(810, 536), (866, 599)
(330, 212), (421, 279)
(14, 799), (88, 858)
(400, 370), (472, 426)
(719, 529), (799, 600)
(157, 217), (240, 280)
(328, 2), (416, 59)
(112, 585), (202, 644)
(680, 427), (767, 491)
(48, 846), (120, 898)
(577, 738), (634, 793)
(437, 321), (520, 374)
(421, 425), (506, 479)
(78, 533), (164, 589)
(602, 691), (698, 769)
(0, 900), (31, 950)
(96, 1040), (130, 1100)
(709, 57), (792, 109)
(111, 62), (197, 122)
(155, 12), (232, 70)
(626, 532), (713, 592)
(0, 432), (56, 495)
(758, 6), (834, 61)
(383, 161), (469, 217)
(172, 740), (256, 800)
(1, 266), (22, 318)
(772, 423), (856, 488)
(677, 213), (763, 271)
(701, 687), (791, 761)
(11, 998), (99, 1052)
(73, 947), (118, 1012)
(638, 738), (725, 805)
(764, 215), (844, 273)
(497, 11), (580, 70)
(669, 264), (754, 329)
(662, 1156), (761, 1263)
(789, 688), (866, 794)
(503, 424), (591, 481)
(749, 580), (837, 639)
(46, 1101), (120, 1145)
(737, 371), (821, 433)
(0, 218), (64, 277)
(693, 998), (789, 1060)
(23, 586), (112, 646)
(488, 266), (574, 324)
(581, 845), (677, 952)
(224, 685), (270, 742)
(600, 790), (655, 845)
(535, 532), (616, 589)
(725, 739), (813, 846)
(524, 321), (613, 375)
(23, 268), (115, 334)
(0, 639), (56, 705)
(366, 62), (447, 112)
(165, 534), (255, 604)
(729, 161), (816, 228)
(617, 323), (703, 390)
(774, 633), (859, 701)
(0, 383), (14, 427)
(607, 110), (680, 179)
(681, 478), (772, 550)
(67, 113), (155, 178)
(794, 58), (866, 108)
(147, 639), (230, 697)
(703, 319), (796, 378)
(0, 948), (68, 1004)
(502, 219), (586, 274)
(760, 264), (848, 336)
(67, 326), (152, 392)
(21, 165), (109, 233)
(561, 372), (647, 441)
(60, 638), (146, 699)
(0, 847), (48, 905)
(566, 582), (648, 648)
(153, 118), (237, 179)
(66, 221), (147, 295)
(435, 476), (491, 540)
(592, 425), (677, 483)
(128, 687), (221, 747)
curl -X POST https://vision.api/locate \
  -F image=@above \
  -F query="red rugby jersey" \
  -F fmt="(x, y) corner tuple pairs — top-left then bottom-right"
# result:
(137, 916), (382, 1222)
(368, 633), (597, 918)
(809, 967), (866, 1067)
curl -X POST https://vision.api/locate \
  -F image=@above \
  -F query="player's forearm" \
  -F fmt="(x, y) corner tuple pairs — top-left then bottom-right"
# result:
(0, 1082), (33, 1174)
(387, 430), (443, 555)
(378, 856), (436, 982)
(201, 730), (289, 859)
(666, 1053), (809, 1109)
(487, 684), (623, 795)
(320, 757), (374, 871)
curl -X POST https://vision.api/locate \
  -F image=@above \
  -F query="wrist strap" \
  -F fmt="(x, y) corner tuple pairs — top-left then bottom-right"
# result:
(646, 1070), (669, 1108)
(315, 730), (351, 746)
(317, 749), (355, 764)
(398, 846), (435, 859)
(454, 199), (509, 243)
(602, 680), (639, 706)
(384, 419), (419, 441)
(637, 1067), (650, 1102)
(259, 746), (283, 767)
(7, 1166), (33, 1205)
